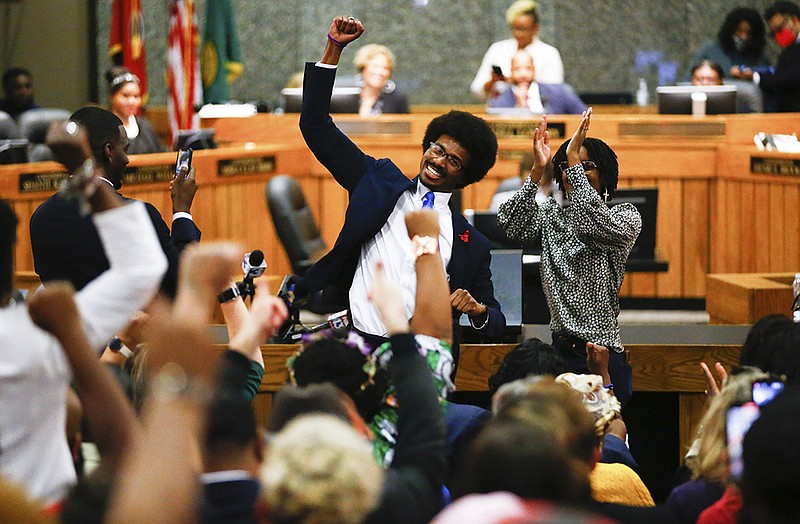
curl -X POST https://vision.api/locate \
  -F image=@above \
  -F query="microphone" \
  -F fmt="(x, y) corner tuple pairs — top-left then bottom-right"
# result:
(237, 249), (267, 300)
(242, 250), (267, 280)
(289, 309), (351, 341)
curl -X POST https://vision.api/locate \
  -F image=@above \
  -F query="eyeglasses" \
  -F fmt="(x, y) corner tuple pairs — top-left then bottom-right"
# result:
(427, 142), (464, 172)
(559, 160), (598, 173)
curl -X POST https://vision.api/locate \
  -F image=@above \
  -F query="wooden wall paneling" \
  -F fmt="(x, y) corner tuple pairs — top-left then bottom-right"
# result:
(319, 178), (348, 247)
(679, 393), (708, 459)
(214, 182), (233, 242)
(252, 393), (273, 429)
(14, 199), (36, 273)
(655, 178), (684, 297)
(716, 180), (740, 274)
(752, 181), (770, 272)
(739, 181), (757, 273)
(784, 184), (799, 271)
(682, 180), (710, 297)
(768, 183), (786, 270)
(727, 180), (744, 274)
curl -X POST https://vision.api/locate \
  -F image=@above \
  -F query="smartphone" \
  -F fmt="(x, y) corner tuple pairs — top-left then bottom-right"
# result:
(175, 148), (193, 178)
(752, 379), (784, 406)
(491, 65), (503, 76)
(726, 402), (760, 481)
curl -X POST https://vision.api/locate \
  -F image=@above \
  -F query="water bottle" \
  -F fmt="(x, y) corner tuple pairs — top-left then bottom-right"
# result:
(793, 273), (800, 321)
(636, 78), (649, 107)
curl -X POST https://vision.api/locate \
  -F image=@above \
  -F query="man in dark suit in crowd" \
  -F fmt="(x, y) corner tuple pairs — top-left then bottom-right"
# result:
(488, 49), (587, 115)
(30, 106), (200, 297)
(296, 16), (505, 354)
(732, 1), (800, 112)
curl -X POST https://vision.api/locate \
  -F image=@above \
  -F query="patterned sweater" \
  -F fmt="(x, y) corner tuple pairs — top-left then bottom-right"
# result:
(498, 164), (641, 349)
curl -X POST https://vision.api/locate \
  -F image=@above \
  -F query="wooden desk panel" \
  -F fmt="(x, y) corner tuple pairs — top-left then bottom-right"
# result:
(0, 145), (311, 278)
(5, 114), (800, 301)
(706, 272), (795, 324)
(455, 342), (741, 458)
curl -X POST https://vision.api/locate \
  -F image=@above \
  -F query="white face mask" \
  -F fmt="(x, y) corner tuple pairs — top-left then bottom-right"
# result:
(733, 35), (748, 51)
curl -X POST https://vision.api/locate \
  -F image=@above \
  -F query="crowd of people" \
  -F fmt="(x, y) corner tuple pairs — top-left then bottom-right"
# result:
(0, 2), (799, 524)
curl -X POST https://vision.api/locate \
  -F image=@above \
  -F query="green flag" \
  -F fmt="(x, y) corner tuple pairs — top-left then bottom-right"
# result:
(201, 0), (243, 104)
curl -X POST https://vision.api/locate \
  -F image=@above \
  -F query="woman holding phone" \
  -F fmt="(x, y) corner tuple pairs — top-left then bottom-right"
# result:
(470, 0), (564, 99)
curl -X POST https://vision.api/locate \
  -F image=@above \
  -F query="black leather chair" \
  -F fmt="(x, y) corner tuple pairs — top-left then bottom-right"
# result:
(18, 108), (71, 162)
(266, 175), (327, 277)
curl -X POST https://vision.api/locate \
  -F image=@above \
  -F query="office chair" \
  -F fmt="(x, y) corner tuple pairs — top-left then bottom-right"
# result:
(0, 111), (22, 139)
(266, 175), (327, 277)
(18, 108), (71, 162)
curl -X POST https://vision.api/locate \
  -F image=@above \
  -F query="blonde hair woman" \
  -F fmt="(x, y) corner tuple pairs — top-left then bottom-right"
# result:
(352, 44), (409, 116)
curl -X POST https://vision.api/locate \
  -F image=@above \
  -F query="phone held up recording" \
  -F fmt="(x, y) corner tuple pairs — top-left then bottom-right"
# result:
(175, 148), (193, 178)
(726, 378), (784, 481)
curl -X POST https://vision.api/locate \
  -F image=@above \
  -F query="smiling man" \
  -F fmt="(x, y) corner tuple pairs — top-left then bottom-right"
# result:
(297, 16), (505, 352)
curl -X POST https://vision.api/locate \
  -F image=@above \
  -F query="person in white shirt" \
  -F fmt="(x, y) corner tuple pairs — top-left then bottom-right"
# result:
(0, 123), (167, 507)
(471, 0), (564, 99)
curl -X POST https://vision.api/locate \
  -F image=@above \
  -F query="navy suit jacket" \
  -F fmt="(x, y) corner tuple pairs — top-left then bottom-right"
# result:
(760, 40), (800, 113)
(488, 83), (587, 115)
(298, 62), (505, 338)
(30, 190), (200, 297)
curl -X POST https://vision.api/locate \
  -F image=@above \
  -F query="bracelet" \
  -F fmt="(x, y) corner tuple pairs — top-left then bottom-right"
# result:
(327, 33), (347, 47)
(603, 383), (614, 390)
(411, 235), (438, 259)
(217, 285), (241, 304)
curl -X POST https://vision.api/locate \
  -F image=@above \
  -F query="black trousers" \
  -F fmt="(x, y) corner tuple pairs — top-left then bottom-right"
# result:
(551, 331), (633, 405)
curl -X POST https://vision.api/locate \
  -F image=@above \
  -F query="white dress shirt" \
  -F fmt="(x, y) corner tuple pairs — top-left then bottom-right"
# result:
(350, 182), (453, 336)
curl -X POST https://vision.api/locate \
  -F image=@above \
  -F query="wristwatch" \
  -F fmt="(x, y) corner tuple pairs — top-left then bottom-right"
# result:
(217, 284), (241, 304)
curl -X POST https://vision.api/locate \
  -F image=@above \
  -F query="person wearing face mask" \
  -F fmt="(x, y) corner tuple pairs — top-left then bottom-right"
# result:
(687, 8), (770, 82)
(732, 2), (800, 112)
(353, 44), (409, 116)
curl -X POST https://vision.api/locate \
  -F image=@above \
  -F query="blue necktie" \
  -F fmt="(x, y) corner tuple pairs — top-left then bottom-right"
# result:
(422, 191), (434, 209)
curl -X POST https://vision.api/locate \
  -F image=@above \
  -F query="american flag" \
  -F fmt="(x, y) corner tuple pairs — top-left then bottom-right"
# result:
(166, 0), (201, 145)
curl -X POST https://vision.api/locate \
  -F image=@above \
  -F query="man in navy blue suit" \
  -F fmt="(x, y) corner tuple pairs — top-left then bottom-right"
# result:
(30, 106), (200, 297)
(297, 16), (505, 351)
(488, 49), (587, 115)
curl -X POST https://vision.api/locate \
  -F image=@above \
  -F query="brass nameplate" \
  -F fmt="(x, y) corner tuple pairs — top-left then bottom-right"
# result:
(619, 122), (726, 137)
(218, 156), (276, 177)
(123, 164), (175, 185)
(18, 171), (68, 193)
(488, 121), (564, 140)
(498, 150), (527, 161)
(750, 156), (800, 176)
(338, 121), (412, 135)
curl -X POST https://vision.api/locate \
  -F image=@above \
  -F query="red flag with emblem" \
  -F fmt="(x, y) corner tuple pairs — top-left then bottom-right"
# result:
(109, 0), (148, 104)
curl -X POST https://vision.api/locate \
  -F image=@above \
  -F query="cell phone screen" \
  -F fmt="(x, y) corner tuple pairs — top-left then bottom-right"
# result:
(175, 148), (193, 177)
(752, 380), (784, 406)
(726, 403), (760, 481)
